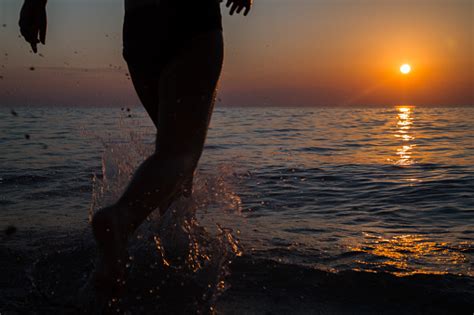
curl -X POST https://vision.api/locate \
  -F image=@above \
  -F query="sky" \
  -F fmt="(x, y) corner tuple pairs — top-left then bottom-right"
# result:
(0, 0), (473, 107)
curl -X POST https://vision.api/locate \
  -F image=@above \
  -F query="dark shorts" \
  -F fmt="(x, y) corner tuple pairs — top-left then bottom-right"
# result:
(123, 1), (222, 74)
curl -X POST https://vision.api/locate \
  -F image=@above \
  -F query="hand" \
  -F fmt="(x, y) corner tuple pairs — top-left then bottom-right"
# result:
(19, 0), (47, 53)
(226, 0), (252, 16)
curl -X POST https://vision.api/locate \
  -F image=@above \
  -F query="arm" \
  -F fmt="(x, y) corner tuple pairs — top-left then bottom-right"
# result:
(19, 0), (47, 53)
(225, 0), (252, 16)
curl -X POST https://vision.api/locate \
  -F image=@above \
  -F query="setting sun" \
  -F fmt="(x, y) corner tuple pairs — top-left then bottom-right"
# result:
(400, 64), (412, 74)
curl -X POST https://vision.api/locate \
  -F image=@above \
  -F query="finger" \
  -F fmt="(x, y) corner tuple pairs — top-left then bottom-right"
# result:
(39, 18), (46, 44)
(226, 0), (232, 8)
(33, 30), (40, 53)
(30, 41), (38, 53)
(230, 3), (238, 15)
(27, 28), (40, 53)
(244, 5), (251, 16)
(21, 27), (36, 47)
(236, 5), (244, 14)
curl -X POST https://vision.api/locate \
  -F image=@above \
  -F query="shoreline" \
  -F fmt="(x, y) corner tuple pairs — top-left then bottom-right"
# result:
(1, 242), (472, 314)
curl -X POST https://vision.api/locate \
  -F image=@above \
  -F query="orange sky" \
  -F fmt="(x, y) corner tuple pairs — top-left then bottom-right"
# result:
(0, 0), (472, 107)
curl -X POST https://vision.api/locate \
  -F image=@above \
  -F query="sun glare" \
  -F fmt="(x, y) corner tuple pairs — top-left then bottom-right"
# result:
(400, 64), (412, 74)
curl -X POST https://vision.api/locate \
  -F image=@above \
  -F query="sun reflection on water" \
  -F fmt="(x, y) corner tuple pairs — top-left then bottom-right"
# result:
(350, 234), (469, 276)
(394, 105), (416, 166)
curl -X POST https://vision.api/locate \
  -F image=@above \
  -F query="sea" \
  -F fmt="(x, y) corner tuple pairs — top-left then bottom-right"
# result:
(1, 105), (473, 314)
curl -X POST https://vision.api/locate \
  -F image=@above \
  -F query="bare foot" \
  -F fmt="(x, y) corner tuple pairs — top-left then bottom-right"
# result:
(91, 205), (130, 296)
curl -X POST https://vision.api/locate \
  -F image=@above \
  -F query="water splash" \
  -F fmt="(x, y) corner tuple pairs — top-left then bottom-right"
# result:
(88, 121), (244, 311)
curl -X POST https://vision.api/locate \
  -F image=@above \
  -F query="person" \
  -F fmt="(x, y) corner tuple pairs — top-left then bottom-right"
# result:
(19, 0), (252, 295)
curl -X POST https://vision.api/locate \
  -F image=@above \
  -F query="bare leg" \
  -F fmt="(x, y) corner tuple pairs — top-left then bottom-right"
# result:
(91, 30), (224, 293)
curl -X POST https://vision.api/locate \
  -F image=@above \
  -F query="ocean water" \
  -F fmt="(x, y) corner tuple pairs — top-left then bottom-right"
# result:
(1, 105), (473, 312)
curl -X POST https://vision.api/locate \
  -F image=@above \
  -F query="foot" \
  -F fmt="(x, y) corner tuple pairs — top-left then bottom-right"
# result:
(91, 205), (130, 296)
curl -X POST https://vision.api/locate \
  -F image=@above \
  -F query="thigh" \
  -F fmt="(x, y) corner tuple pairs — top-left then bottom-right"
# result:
(157, 30), (224, 159)
(128, 67), (160, 128)
(124, 6), (162, 128)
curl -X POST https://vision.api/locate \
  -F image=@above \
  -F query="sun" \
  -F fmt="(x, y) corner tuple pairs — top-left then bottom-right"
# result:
(400, 64), (412, 74)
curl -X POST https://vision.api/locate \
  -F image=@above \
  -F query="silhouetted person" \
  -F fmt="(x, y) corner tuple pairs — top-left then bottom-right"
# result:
(19, 0), (252, 296)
